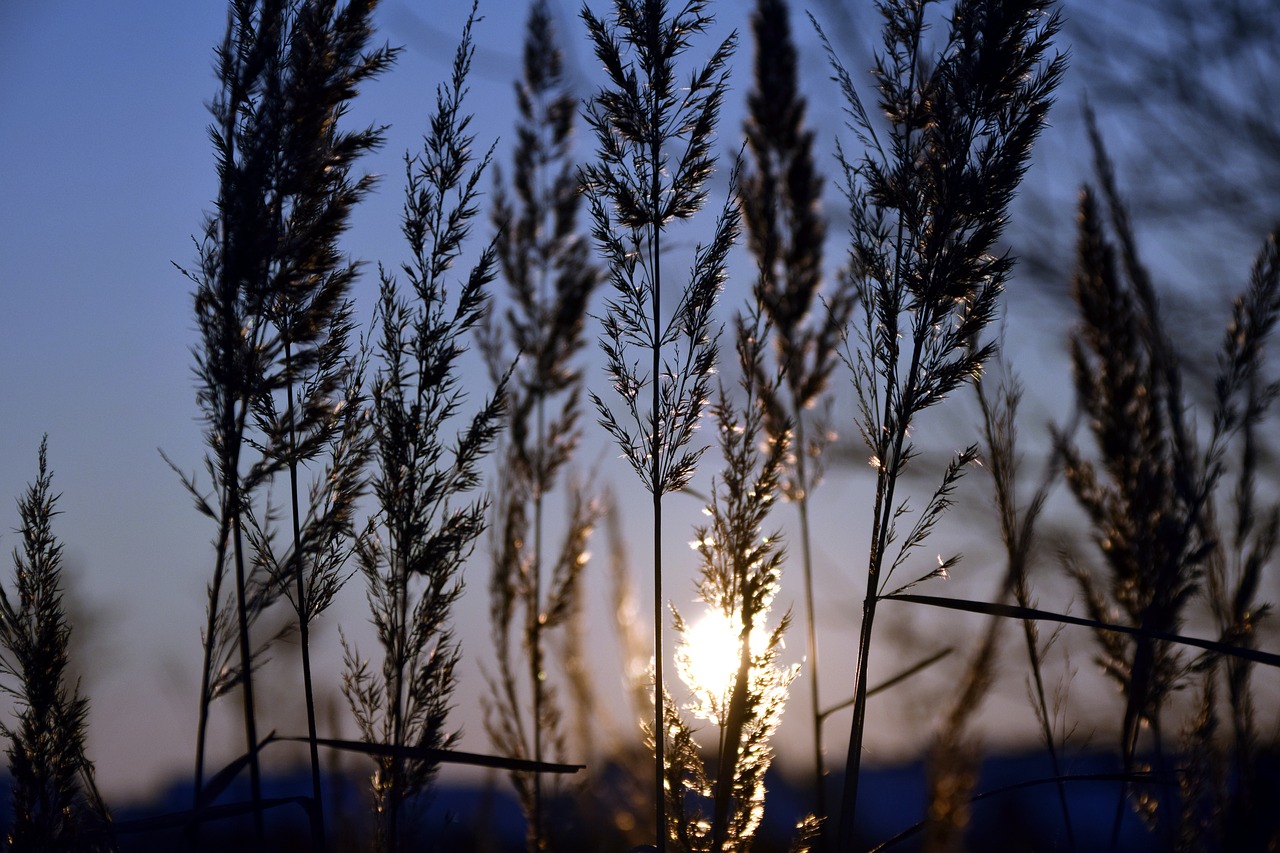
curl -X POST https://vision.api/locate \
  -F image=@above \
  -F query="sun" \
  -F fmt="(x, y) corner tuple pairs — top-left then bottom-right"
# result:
(684, 610), (743, 698)
(677, 608), (771, 721)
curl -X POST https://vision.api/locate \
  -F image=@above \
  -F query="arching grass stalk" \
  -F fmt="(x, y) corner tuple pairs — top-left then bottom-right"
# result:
(480, 1), (601, 848)
(814, 1), (1064, 846)
(923, 360), (1058, 852)
(738, 0), (855, 822)
(972, 364), (1072, 849)
(580, 1), (736, 847)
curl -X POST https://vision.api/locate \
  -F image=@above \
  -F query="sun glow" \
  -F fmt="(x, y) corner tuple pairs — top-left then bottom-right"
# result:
(677, 609), (771, 721)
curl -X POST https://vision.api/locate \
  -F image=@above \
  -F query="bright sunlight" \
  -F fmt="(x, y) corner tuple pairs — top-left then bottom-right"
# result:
(677, 609), (770, 723)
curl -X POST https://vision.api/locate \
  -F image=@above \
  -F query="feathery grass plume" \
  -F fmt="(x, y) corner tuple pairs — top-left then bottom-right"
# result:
(0, 440), (113, 853)
(243, 2), (390, 844)
(815, 0), (1064, 844)
(1060, 156), (1280, 847)
(1057, 192), (1185, 838)
(478, 2), (602, 847)
(737, 0), (855, 821)
(666, 313), (798, 852)
(1196, 227), (1280, 851)
(174, 0), (394, 838)
(339, 7), (503, 850)
(579, 1), (737, 847)
(1055, 145), (1215, 835)
(1055, 119), (1280, 842)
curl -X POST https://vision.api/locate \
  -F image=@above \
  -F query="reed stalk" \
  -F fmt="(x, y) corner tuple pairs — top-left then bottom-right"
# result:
(340, 7), (504, 849)
(581, 1), (737, 847)
(814, 1), (1064, 845)
(480, 4), (601, 847)
(738, 0), (855, 822)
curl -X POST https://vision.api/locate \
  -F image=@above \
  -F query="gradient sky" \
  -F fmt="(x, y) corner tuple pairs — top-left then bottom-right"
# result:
(1, 0), (1272, 810)
(0, 0), (589, 801)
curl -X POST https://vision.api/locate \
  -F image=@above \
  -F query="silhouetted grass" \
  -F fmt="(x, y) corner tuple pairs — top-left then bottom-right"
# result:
(738, 0), (855, 824)
(479, 1), (602, 848)
(11, 2), (1280, 852)
(173, 1), (394, 843)
(664, 311), (818, 852)
(815, 0), (1065, 845)
(0, 440), (113, 852)
(580, 0), (737, 847)
(1054, 116), (1280, 848)
(339, 6), (505, 850)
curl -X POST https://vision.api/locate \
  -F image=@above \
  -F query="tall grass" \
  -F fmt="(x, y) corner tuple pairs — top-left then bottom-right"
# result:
(816, 0), (1065, 845)
(580, 0), (737, 847)
(0, 440), (113, 852)
(339, 7), (505, 850)
(480, 1), (601, 848)
(1055, 118), (1280, 847)
(665, 313), (802, 852)
(738, 0), (855, 823)
(174, 0), (394, 840)
(10, 0), (1280, 850)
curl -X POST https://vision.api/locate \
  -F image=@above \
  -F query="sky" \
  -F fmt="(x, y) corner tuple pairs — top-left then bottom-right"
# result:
(0, 0), (1275, 812)
(0, 0), (580, 802)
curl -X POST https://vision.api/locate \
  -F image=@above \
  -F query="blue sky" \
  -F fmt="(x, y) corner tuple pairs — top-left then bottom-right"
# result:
(2, 0), (1271, 812)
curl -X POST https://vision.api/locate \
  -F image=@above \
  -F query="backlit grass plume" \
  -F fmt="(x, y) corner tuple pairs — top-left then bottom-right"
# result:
(579, 0), (737, 847)
(815, 0), (1065, 844)
(1057, 121), (1280, 843)
(1191, 226), (1280, 851)
(1056, 188), (1201, 833)
(0, 440), (113, 853)
(737, 0), (855, 819)
(479, 1), (601, 847)
(666, 315), (798, 852)
(339, 8), (504, 850)
(175, 0), (394, 838)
